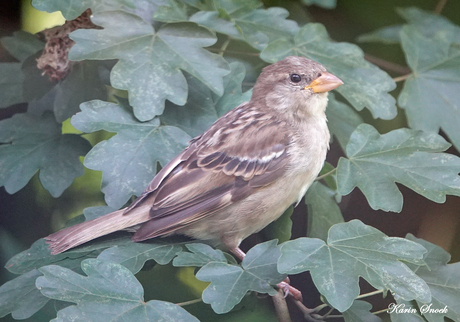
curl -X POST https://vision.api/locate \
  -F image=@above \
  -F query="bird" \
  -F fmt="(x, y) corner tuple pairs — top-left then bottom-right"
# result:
(46, 56), (343, 263)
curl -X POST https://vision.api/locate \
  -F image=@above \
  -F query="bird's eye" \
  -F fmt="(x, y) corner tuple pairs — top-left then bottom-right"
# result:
(290, 74), (302, 83)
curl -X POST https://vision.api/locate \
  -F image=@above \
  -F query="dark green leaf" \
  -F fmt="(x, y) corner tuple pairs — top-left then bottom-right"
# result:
(326, 93), (363, 150)
(0, 31), (44, 61)
(263, 206), (293, 243)
(69, 11), (229, 121)
(343, 300), (382, 322)
(196, 240), (286, 314)
(398, 25), (460, 150)
(389, 299), (425, 322)
(22, 51), (55, 101)
(72, 99), (191, 208)
(279, 220), (430, 312)
(173, 243), (227, 267)
(302, 0), (336, 10)
(337, 124), (460, 212)
(53, 61), (107, 122)
(0, 63), (24, 108)
(37, 259), (199, 321)
(31, 0), (135, 20)
(261, 23), (397, 120)
(0, 269), (49, 320)
(0, 113), (91, 197)
(97, 241), (183, 273)
(190, 2), (299, 51)
(305, 182), (344, 241)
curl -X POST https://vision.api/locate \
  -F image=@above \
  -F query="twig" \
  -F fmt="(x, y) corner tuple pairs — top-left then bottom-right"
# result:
(435, 0), (448, 14)
(176, 298), (202, 306)
(272, 288), (293, 322)
(372, 308), (390, 315)
(364, 54), (411, 75)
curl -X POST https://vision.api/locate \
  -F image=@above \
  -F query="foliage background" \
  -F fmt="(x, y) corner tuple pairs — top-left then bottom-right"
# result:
(1, 0), (460, 321)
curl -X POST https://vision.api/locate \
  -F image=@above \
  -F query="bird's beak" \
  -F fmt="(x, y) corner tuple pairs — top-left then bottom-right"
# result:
(305, 72), (343, 93)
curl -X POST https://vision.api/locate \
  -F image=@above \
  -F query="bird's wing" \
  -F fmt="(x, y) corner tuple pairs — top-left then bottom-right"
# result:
(128, 104), (291, 241)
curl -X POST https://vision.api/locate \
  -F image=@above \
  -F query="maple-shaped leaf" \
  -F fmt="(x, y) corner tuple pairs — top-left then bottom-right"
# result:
(36, 259), (199, 321)
(337, 124), (460, 212)
(189, 0), (299, 51)
(0, 113), (91, 197)
(398, 25), (460, 150)
(196, 240), (286, 314)
(173, 243), (228, 267)
(343, 300), (382, 322)
(302, 0), (337, 10)
(69, 11), (229, 121)
(406, 235), (460, 322)
(72, 99), (191, 208)
(261, 23), (397, 120)
(0, 269), (49, 320)
(278, 220), (430, 312)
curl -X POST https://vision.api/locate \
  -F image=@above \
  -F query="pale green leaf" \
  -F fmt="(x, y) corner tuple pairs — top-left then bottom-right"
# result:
(0, 113), (91, 197)
(337, 124), (460, 212)
(189, 1), (299, 51)
(72, 99), (191, 208)
(398, 25), (460, 150)
(0, 269), (49, 320)
(37, 259), (199, 321)
(302, 0), (336, 10)
(279, 220), (430, 312)
(196, 240), (286, 314)
(305, 182), (344, 241)
(97, 241), (183, 273)
(173, 243), (227, 267)
(261, 23), (397, 120)
(69, 11), (229, 121)
(343, 300), (382, 322)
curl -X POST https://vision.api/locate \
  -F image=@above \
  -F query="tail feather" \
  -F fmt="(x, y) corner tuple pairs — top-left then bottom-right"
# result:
(46, 205), (151, 254)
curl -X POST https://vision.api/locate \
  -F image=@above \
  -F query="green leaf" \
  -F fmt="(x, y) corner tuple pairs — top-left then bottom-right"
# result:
(53, 61), (107, 122)
(261, 23), (397, 120)
(0, 112), (91, 197)
(337, 124), (460, 212)
(22, 51), (56, 101)
(69, 11), (229, 121)
(173, 243), (227, 267)
(326, 93), (363, 150)
(196, 240), (286, 314)
(262, 206), (293, 243)
(0, 269), (49, 320)
(305, 182), (344, 241)
(72, 99), (191, 208)
(5, 235), (133, 275)
(389, 299), (425, 322)
(278, 220), (430, 312)
(357, 25), (402, 44)
(0, 63), (24, 108)
(0, 30), (44, 61)
(398, 25), (460, 150)
(302, 0), (336, 10)
(405, 236), (460, 322)
(343, 300), (382, 322)
(97, 241), (183, 274)
(36, 259), (199, 321)
(154, 0), (197, 22)
(190, 2), (299, 51)
(31, 0), (135, 20)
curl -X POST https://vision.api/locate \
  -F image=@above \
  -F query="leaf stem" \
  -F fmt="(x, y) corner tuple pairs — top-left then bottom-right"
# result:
(316, 168), (337, 181)
(355, 289), (384, 299)
(364, 54), (411, 75)
(208, 47), (260, 56)
(372, 308), (390, 315)
(218, 37), (231, 56)
(272, 288), (293, 322)
(435, 0), (448, 14)
(176, 298), (202, 306)
(393, 73), (412, 82)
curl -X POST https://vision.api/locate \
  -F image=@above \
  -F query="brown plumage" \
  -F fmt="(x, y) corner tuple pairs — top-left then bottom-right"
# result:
(45, 56), (343, 257)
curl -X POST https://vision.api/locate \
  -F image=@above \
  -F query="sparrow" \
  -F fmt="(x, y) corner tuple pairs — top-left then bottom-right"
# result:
(46, 56), (343, 262)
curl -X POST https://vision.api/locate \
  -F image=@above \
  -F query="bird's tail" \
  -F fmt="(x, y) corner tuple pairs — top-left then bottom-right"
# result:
(45, 205), (151, 255)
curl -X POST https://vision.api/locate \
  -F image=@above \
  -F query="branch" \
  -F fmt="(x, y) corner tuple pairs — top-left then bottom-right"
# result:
(435, 0), (448, 14)
(364, 54), (411, 75)
(272, 289), (293, 322)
